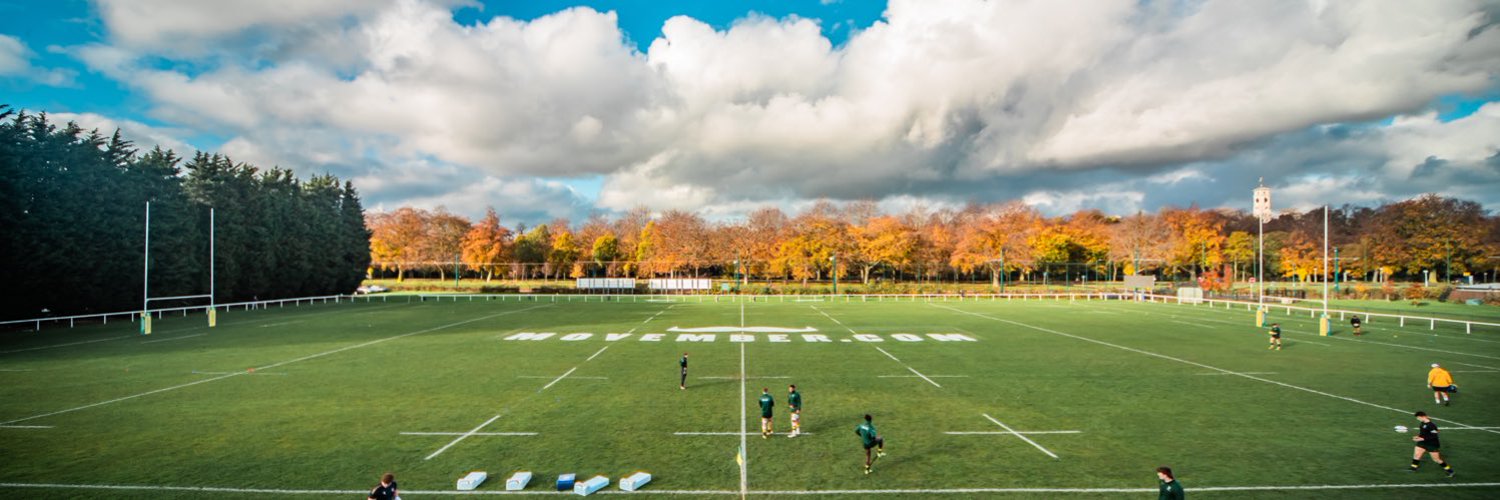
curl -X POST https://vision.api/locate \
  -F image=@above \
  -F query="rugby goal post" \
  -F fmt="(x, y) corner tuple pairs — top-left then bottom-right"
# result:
(141, 202), (216, 334)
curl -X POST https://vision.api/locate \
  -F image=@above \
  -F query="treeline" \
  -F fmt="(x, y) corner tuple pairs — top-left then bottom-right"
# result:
(369, 196), (1499, 289)
(0, 106), (370, 320)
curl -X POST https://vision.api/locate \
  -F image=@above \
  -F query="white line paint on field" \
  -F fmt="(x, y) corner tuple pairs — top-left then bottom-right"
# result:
(141, 333), (206, 344)
(982, 413), (1059, 459)
(675, 432), (815, 436)
(878, 375), (969, 379)
(1452, 361), (1500, 370)
(0, 368), (34, 372)
(810, 306), (848, 328)
(1452, 370), (1500, 373)
(0, 335), (131, 354)
(932, 304), (1500, 437)
(586, 345), (610, 361)
(258, 320), (305, 328)
(401, 431), (536, 436)
(190, 370), (287, 376)
(944, 430), (1080, 435)
(4, 482), (1500, 495)
(739, 342), (749, 497)
(0, 425), (53, 429)
(0, 305), (549, 426)
(703, 376), (789, 380)
(516, 375), (608, 380)
(872, 346), (941, 388)
(1445, 426), (1500, 430)
(424, 414), (502, 460)
(539, 367), (578, 392)
(1196, 372), (1277, 376)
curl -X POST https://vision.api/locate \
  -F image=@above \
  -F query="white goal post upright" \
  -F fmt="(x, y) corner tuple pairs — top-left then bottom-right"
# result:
(140, 201), (216, 334)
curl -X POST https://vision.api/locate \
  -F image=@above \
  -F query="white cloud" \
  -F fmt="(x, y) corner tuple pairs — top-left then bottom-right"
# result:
(67, 0), (1500, 219)
(48, 112), (197, 156)
(0, 34), (77, 86)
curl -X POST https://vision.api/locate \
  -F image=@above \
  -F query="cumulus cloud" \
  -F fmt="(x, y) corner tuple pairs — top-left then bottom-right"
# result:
(0, 34), (77, 86)
(67, 0), (1500, 221)
(48, 112), (197, 155)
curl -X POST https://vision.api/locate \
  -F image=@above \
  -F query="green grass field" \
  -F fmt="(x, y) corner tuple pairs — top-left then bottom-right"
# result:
(2, 295), (1499, 498)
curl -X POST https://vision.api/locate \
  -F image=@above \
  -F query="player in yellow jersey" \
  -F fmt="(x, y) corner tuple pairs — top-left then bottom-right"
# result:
(1427, 363), (1456, 406)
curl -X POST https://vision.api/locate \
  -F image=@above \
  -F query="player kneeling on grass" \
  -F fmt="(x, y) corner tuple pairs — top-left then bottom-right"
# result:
(787, 384), (803, 438)
(1266, 323), (1282, 350)
(759, 388), (775, 438)
(1409, 411), (1455, 477)
(1427, 363), (1456, 406)
(855, 414), (886, 475)
(1351, 316), (1363, 336)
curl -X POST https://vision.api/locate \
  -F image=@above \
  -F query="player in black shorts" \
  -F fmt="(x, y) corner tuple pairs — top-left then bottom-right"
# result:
(1266, 323), (1282, 350)
(680, 352), (689, 390)
(1408, 411), (1455, 477)
(1350, 316), (1362, 336)
(368, 472), (398, 500)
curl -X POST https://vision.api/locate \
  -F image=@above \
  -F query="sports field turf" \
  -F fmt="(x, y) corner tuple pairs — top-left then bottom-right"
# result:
(2, 295), (1498, 498)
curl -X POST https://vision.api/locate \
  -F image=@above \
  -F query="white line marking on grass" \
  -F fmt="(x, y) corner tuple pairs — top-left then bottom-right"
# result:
(401, 431), (537, 436)
(0, 368), (34, 372)
(0, 305), (549, 426)
(586, 345), (610, 361)
(1453, 370), (1500, 373)
(703, 376), (790, 380)
(258, 320), (306, 328)
(1196, 372), (1277, 376)
(516, 375), (608, 380)
(878, 375), (969, 378)
(4, 482), (1500, 495)
(675, 432), (815, 436)
(932, 304), (1500, 437)
(982, 413), (1058, 459)
(0, 425), (53, 429)
(424, 414), (502, 460)
(944, 431), (1080, 435)
(1444, 426), (1500, 430)
(0, 335), (131, 354)
(739, 342), (748, 498)
(190, 370), (288, 376)
(540, 367), (578, 391)
(1452, 361), (1500, 370)
(873, 346), (941, 388)
(141, 333), (206, 344)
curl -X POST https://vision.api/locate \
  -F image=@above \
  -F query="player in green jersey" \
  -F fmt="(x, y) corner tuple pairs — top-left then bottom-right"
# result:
(759, 388), (775, 439)
(855, 414), (886, 474)
(787, 384), (803, 438)
(1266, 323), (1282, 350)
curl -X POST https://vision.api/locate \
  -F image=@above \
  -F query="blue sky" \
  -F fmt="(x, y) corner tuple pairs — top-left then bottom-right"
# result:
(2, 0), (1497, 224)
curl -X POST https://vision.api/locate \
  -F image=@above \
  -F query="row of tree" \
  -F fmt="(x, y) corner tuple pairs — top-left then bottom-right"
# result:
(0, 106), (371, 320)
(367, 196), (1500, 287)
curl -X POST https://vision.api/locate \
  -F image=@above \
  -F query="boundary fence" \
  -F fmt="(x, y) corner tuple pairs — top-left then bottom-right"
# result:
(3, 291), (1496, 336)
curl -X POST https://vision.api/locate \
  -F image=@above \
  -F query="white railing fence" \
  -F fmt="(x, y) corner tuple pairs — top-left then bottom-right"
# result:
(4, 291), (1495, 336)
